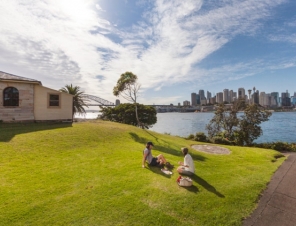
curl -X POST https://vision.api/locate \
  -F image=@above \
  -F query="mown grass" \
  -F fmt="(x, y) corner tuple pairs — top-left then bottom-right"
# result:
(0, 120), (285, 226)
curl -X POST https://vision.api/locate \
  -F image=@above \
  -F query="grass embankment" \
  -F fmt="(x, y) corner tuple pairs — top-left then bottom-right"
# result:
(0, 121), (285, 226)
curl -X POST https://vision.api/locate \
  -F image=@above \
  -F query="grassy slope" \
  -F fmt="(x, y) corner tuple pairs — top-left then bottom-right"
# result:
(0, 121), (285, 226)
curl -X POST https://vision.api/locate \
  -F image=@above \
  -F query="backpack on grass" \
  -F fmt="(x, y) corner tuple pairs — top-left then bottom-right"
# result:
(177, 176), (193, 187)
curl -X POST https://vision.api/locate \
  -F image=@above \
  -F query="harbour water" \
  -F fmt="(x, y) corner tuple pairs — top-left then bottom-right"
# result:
(75, 111), (296, 143)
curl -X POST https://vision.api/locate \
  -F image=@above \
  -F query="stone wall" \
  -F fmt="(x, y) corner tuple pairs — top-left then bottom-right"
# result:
(34, 85), (73, 121)
(0, 82), (35, 122)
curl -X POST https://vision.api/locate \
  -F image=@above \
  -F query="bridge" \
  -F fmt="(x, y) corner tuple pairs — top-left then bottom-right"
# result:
(81, 95), (207, 112)
(82, 94), (115, 106)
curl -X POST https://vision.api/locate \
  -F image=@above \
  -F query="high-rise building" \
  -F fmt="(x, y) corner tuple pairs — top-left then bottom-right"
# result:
(115, 99), (120, 106)
(271, 92), (279, 107)
(207, 91), (211, 100)
(229, 90), (233, 103)
(281, 91), (291, 107)
(191, 93), (197, 106)
(199, 90), (206, 101)
(253, 90), (259, 104)
(259, 92), (268, 106)
(291, 96), (296, 106)
(223, 89), (229, 103)
(238, 88), (245, 99)
(266, 93), (271, 106)
(216, 92), (223, 104)
(233, 92), (237, 101)
(196, 94), (201, 105)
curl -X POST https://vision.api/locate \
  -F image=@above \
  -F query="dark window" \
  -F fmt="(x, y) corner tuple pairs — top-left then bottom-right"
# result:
(49, 94), (60, 106)
(3, 87), (19, 106)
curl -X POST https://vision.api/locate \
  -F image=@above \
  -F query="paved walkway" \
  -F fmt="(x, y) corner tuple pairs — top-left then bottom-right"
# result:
(243, 152), (296, 226)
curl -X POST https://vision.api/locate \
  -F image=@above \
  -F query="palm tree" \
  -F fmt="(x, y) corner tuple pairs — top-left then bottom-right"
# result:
(60, 84), (88, 118)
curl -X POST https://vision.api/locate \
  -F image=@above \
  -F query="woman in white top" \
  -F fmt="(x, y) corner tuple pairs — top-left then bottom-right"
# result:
(177, 147), (195, 175)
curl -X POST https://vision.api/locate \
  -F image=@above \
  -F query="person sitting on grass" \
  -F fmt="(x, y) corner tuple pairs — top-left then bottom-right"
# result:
(142, 141), (169, 168)
(177, 147), (195, 176)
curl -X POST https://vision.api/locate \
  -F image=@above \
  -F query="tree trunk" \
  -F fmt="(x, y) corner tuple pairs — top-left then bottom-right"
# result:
(134, 103), (143, 128)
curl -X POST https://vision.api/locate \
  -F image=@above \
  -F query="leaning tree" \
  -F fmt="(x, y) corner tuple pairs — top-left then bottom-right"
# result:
(113, 72), (143, 128)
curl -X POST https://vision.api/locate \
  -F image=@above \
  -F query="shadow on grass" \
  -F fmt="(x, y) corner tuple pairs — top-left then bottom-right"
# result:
(147, 165), (172, 178)
(129, 132), (207, 162)
(190, 174), (225, 198)
(178, 184), (199, 193)
(0, 122), (72, 142)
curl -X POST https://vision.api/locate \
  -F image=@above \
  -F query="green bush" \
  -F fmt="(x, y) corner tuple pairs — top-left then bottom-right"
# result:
(253, 142), (296, 152)
(186, 134), (195, 140)
(100, 103), (157, 129)
(211, 136), (233, 145)
(194, 132), (208, 142)
(272, 142), (295, 152)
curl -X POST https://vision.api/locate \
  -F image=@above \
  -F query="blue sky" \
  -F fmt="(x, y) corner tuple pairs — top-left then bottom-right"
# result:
(0, 0), (295, 105)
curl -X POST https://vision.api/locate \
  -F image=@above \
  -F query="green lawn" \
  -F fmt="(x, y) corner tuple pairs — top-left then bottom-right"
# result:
(0, 120), (285, 226)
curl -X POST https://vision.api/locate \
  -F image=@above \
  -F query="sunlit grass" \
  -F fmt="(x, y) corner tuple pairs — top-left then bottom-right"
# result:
(0, 120), (285, 225)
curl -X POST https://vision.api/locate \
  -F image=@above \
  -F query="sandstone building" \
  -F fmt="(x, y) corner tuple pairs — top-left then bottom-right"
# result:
(0, 71), (73, 122)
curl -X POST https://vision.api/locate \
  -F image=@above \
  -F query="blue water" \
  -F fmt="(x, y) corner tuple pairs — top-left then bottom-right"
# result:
(150, 112), (296, 143)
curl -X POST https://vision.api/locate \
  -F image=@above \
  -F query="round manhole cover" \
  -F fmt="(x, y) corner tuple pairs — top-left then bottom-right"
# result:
(191, 144), (231, 155)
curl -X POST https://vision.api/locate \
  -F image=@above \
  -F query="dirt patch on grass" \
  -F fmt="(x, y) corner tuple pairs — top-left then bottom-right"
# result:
(191, 144), (231, 155)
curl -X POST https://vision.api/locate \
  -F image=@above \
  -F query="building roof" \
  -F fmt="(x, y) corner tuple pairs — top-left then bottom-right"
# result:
(0, 71), (42, 85)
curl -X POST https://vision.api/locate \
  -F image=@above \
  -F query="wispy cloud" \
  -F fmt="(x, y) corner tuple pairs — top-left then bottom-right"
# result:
(0, 0), (291, 103)
(270, 34), (296, 44)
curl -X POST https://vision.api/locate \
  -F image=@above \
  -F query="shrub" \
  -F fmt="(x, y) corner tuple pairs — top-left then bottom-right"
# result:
(274, 153), (285, 159)
(211, 136), (233, 145)
(253, 142), (296, 152)
(272, 142), (296, 152)
(100, 103), (157, 129)
(194, 132), (208, 142)
(186, 134), (195, 140)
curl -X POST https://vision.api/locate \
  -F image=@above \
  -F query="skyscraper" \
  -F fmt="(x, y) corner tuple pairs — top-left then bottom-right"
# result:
(233, 92), (237, 100)
(191, 93), (197, 106)
(229, 90), (233, 103)
(271, 92), (279, 107)
(199, 90), (205, 101)
(259, 92), (267, 106)
(238, 88), (245, 99)
(223, 89), (229, 103)
(216, 92), (223, 104)
(253, 90), (259, 104)
(196, 94), (201, 105)
(281, 91), (291, 107)
(207, 91), (211, 100)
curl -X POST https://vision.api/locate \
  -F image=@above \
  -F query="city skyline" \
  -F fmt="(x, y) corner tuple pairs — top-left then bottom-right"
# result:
(0, 1), (296, 105)
(189, 87), (296, 106)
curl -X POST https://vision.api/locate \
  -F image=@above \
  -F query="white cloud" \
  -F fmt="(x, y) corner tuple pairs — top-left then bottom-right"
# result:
(0, 0), (291, 103)
(95, 4), (104, 11)
(269, 34), (296, 44)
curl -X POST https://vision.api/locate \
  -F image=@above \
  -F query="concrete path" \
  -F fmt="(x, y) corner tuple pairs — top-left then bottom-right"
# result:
(243, 152), (296, 226)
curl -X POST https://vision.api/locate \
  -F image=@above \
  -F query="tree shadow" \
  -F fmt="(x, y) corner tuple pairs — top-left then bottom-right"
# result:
(143, 130), (159, 142)
(189, 174), (225, 198)
(129, 132), (207, 162)
(0, 122), (73, 142)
